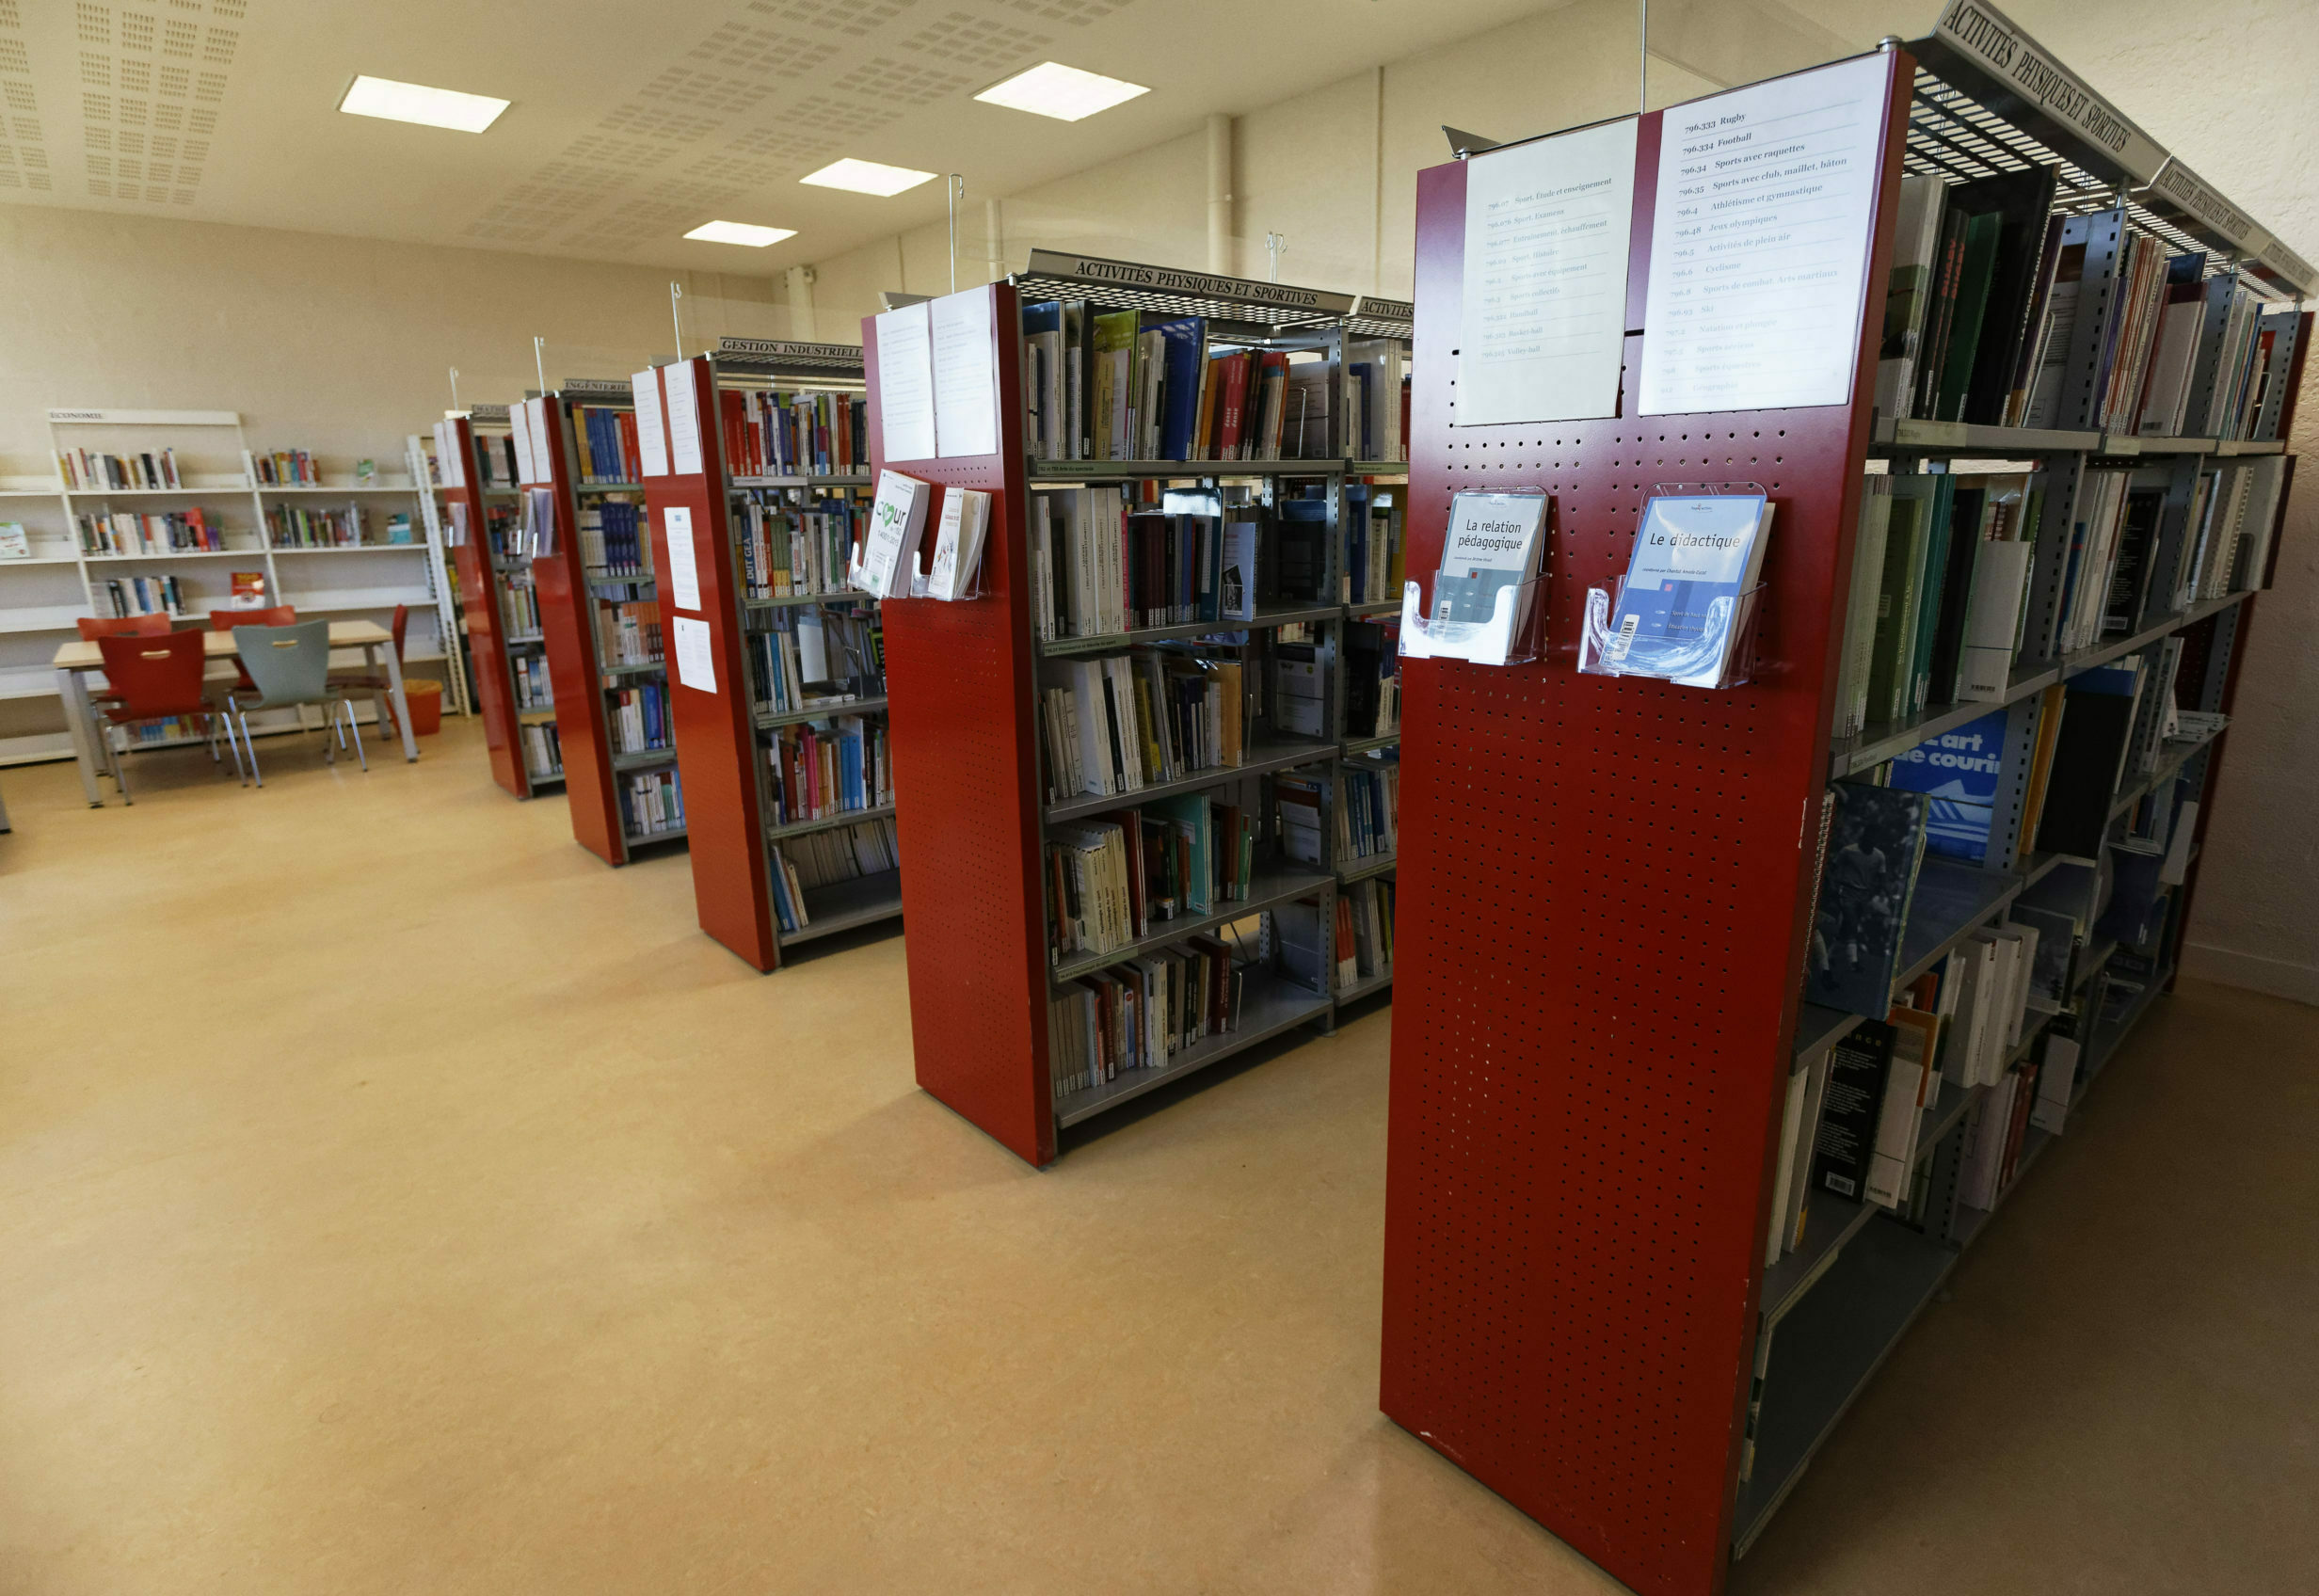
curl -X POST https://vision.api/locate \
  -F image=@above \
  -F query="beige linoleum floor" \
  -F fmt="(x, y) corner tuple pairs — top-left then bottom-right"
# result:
(2, 720), (2312, 1595)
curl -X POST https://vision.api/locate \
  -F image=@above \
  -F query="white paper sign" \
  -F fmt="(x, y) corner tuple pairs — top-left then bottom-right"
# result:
(664, 359), (705, 476)
(526, 399), (553, 485)
(672, 615), (716, 694)
(631, 368), (669, 478)
(663, 504), (701, 613)
(875, 301), (937, 461)
(509, 407), (536, 484)
(436, 422), (467, 489)
(1641, 54), (1886, 416)
(932, 290), (1000, 456)
(1457, 118), (1639, 426)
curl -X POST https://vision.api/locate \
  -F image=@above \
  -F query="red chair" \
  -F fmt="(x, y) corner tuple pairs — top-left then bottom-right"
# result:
(77, 614), (175, 640)
(332, 603), (408, 742)
(94, 630), (246, 799)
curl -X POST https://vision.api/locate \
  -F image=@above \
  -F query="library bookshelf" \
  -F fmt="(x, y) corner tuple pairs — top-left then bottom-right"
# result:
(435, 407), (554, 799)
(1378, 24), (2309, 1596)
(638, 340), (886, 969)
(1, 407), (456, 767)
(862, 257), (1413, 1167)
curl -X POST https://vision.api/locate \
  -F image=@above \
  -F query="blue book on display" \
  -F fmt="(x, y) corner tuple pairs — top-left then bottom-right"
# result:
(1153, 318), (1207, 461)
(1886, 708), (2007, 863)
(1806, 782), (1931, 1016)
(1607, 494), (1774, 685)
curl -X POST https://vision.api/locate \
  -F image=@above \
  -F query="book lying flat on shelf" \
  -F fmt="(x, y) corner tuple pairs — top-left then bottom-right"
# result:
(1607, 493), (1772, 686)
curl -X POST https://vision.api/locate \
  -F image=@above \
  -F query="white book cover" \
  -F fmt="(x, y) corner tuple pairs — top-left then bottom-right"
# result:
(1767, 1066), (1810, 1267)
(1956, 540), (2034, 700)
(859, 470), (932, 599)
(1839, 479), (1893, 734)
(1864, 1034), (1925, 1210)
(2029, 1035), (2081, 1134)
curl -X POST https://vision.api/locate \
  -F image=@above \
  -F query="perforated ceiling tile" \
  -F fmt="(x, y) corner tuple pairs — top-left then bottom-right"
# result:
(2, 81), (30, 111)
(772, 91), (895, 137)
(560, 131), (673, 171)
(685, 150), (784, 188)
(1002, 0), (1132, 24)
(746, 0), (918, 38)
(639, 64), (772, 117)
(597, 98), (725, 144)
(0, 1), (19, 28)
(827, 54), (968, 105)
(689, 20), (842, 78)
(0, 39), (27, 72)
(897, 10), (1049, 72)
(120, 10), (153, 49)
(76, 4), (110, 45)
(725, 121), (840, 164)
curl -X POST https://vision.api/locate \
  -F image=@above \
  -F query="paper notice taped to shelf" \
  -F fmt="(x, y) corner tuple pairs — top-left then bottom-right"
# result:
(509, 407), (536, 484)
(875, 301), (937, 461)
(664, 359), (705, 475)
(526, 400), (553, 485)
(1640, 53), (1886, 416)
(632, 369), (669, 477)
(1456, 117), (1638, 426)
(932, 290), (1000, 456)
(663, 504), (701, 612)
(673, 615), (715, 694)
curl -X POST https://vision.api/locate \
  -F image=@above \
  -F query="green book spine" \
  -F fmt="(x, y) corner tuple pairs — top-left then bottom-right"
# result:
(1936, 212), (2005, 421)
(1909, 475), (1956, 713)
(1867, 491), (1927, 724)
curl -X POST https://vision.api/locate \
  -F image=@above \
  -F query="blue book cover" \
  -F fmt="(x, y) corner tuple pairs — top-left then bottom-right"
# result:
(1607, 494), (1770, 681)
(1151, 317), (1206, 461)
(1886, 708), (2007, 862)
(1806, 782), (1932, 1017)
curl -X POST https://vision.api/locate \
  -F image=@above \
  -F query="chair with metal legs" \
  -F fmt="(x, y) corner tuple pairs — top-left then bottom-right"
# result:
(90, 630), (246, 801)
(229, 619), (367, 788)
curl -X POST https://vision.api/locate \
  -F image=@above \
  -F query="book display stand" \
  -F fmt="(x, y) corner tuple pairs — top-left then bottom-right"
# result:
(0, 407), (456, 768)
(1379, 24), (2307, 1596)
(435, 407), (555, 798)
(863, 258), (1413, 1166)
(637, 341), (888, 969)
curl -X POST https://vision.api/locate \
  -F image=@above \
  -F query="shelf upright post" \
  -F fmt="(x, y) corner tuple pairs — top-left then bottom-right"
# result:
(405, 433), (472, 718)
(525, 394), (627, 864)
(438, 412), (530, 797)
(642, 358), (779, 966)
(1376, 49), (1913, 1596)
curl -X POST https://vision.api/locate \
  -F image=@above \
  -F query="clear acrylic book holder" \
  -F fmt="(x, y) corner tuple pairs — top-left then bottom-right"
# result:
(1399, 575), (1544, 666)
(1575, 481), (1767, 690)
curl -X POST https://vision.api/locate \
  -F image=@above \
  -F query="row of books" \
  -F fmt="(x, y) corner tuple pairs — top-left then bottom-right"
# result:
(1878, 168), (2299, 439)
(473, 435), (520, 489)
(1338, 878), (1395, 991)
(569, 405), (643, 485)
(265, 503), (377, 549)
(1048, 934), (1245, 1099)
(103, 574), (186, 617)
(763, 713), (890, 829)
(1019, 302), (1277, 463)
(595, 600), (663, 668)
(120, 713), (207, 746)
(770, 816), (900, 935)
(580, 499), (649, 576)
(77, 508), (226, 555)
(746, 604), (883, 717)
(734, 493), (863, 599)
(1343, 486), (1404, 605)
(1037, 650), (1251, 803)
(1046, 793), (1257, 964)
(59, 447), (182, 491)
(513, 652), (552, 710)
(1346, 620), (1400, 740)
(1277, 760), (1398, 865)
(503, 581), (542, 637)
(720, 390), (865, 478)
(251, 450), (324, 486)
(520, 721), (563, 778)
(606, 684), (670, 757)
(622, 768), (683, 838)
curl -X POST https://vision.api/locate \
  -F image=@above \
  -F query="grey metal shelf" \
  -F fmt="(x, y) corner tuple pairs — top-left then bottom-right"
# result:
(1336, 851), (1396, 886)
(599, 659), (664, 679)
(1038, 602), (1338, 657)
(609, 747), (677, 773)
(743, 589), (876, 613)
(1895, 859), (2029, 991)
(1341, 730), (1400, 758)
(1029, 457), (1345, 483)
(765, 801), (895, 844)
(778, 869), (904, 946)
(1336, 967), (1394, 1004)
(1045, 736), (1335, 825)
(1049, 869), (1333, 985)
(1346, 599), (1401, 621)
(755, 694), (886, 731)
(1052, 968), (1333, 1130)
(1792, 1003), (1863, 1065)
(623, 825), (686, 848)
(574, 482), (643, 493)
(730, 473), (872, 488)
(1869, 417), (2100, 454)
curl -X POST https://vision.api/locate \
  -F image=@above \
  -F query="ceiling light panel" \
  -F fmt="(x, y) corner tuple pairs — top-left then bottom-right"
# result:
(339, 75), (509, 134)
(684, 219), (797, 247)
(973, 61), (1147, 122)
(800, 157), (936, 196)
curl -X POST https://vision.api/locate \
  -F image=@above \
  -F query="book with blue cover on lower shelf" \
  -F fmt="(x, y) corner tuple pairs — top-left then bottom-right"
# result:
(1806, 782), (1931, 1016)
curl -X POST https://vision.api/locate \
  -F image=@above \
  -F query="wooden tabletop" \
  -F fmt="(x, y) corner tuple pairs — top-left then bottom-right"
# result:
(52, 619), (393, 671)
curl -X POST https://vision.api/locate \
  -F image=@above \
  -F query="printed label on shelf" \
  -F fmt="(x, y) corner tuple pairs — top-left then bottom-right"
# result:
(932, 290), (1000, 458)
(1455, 116), (1638, 426)
(874, 300), (937, 462)
(663, 504), (701, 612)
(1640, 52), (1886, 416)
(631, 369), (670, 478)
(1932, 1), (2165, 183)
(664, 360), (706, 476)
(673, 615), (715, 694)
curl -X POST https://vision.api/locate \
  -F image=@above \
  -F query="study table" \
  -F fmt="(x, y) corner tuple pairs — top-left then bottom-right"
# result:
(52, 619), (417, 806)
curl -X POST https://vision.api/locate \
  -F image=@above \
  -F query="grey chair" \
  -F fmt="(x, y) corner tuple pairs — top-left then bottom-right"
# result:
(230, 620), (367, 787)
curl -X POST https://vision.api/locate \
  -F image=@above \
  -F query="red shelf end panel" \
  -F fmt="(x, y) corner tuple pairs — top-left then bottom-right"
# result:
(444, 417), (528, 800)
(531, 396), (626, 865)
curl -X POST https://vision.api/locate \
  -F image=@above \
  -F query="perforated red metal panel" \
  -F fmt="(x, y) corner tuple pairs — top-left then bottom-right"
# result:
(1379, 58), (1910, 1596)
(646, 359), (778, 970)
(532, 396), (626, 865)
(867, 285), (1057, 1166)
(443, 416), (527, 800)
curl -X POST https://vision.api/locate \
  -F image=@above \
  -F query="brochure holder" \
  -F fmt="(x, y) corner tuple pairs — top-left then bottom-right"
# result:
(1575, 576), (1766, 688)
(1398, 574), (1543, 666)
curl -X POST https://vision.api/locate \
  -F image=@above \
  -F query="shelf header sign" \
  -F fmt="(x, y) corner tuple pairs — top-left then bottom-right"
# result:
(1930, 1), (2164, 183)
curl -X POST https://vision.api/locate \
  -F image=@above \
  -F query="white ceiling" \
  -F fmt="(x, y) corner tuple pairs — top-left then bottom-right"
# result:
(0, 0), (1556, 273)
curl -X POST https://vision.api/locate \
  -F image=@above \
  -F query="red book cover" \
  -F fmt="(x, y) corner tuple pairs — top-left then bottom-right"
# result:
(1217, 354), (1250, 460)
